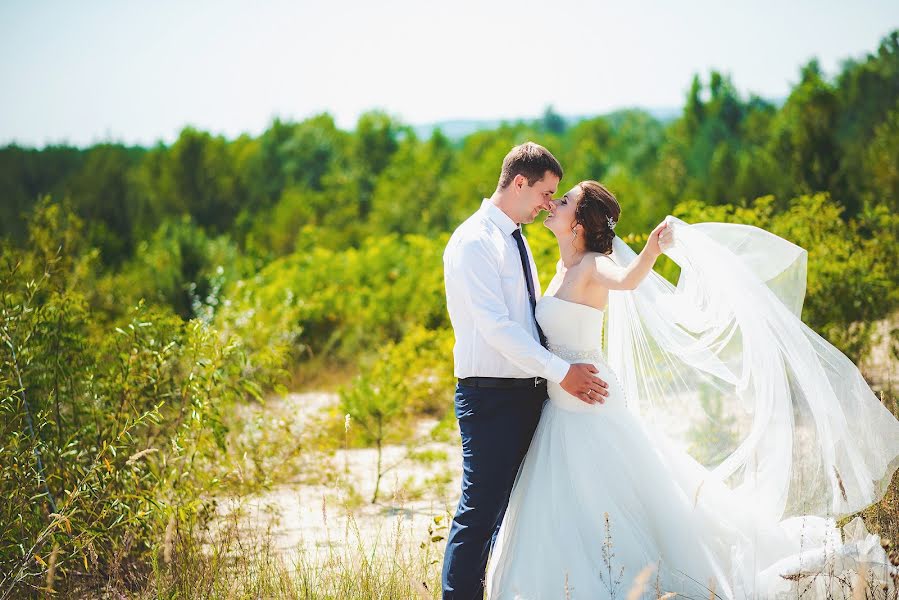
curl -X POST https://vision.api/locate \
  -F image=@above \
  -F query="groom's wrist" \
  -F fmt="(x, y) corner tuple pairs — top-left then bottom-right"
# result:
(545, 355), (570, 384)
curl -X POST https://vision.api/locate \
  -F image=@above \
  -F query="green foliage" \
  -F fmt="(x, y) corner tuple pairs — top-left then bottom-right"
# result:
(341, 326), (454, 429)
(66, 144), (145, 264)
(141, 127), (247, 234)
(104, 215), (250, 321)
(218, 232), (449, 368)
(244, 187), (318, 257)
(0, 145), (88, 245)
(339, 326), (453, 502)
(768, 61), (841, 203)
(0, 201), (288, 595)
(864, 98), (899, 211)
(368, 131), (456, 234)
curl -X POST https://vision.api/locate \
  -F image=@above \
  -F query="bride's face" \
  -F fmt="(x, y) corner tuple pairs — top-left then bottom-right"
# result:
(544, 184), (580, 237)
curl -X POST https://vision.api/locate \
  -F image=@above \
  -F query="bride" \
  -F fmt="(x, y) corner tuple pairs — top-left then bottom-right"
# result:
(485, 180), (899, 599)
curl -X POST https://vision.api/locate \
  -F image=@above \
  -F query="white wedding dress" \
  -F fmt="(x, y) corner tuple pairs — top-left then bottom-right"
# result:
(485, 218), (899, 600)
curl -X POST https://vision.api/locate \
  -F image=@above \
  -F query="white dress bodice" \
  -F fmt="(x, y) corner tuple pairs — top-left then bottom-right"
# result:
(535, 295), (626, 413)
(536, 295), (604, 353)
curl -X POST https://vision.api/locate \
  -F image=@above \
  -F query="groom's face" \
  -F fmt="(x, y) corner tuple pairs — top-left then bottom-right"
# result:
(514, 171), (559, 224)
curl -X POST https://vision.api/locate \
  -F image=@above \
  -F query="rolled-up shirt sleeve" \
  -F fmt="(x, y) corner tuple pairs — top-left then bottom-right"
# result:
(448, 238), (570, 384)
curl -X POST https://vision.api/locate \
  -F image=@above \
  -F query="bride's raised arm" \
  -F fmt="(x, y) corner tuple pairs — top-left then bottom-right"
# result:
(591, 220), (670, 290)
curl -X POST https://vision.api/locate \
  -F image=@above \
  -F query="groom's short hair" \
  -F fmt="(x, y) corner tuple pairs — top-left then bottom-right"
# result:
(498, 142), (563, 189)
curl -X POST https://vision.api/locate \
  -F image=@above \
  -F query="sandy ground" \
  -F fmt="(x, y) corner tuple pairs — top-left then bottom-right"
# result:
(859, 318), (897, 390)
(214, 392), (463, 561)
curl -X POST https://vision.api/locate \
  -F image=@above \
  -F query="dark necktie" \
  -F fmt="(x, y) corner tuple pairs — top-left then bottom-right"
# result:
(511, 227), (547, 347)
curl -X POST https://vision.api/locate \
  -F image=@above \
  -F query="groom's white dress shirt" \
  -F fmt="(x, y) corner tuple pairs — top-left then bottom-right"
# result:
(443, 198), (570, 383)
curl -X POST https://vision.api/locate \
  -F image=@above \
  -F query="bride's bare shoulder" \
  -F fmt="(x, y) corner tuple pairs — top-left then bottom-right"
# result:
(567, 252), (614, 285)
(585, 251), (616, 272)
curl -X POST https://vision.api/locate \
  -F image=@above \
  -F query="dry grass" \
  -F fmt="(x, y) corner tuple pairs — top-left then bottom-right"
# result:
(846, 383), (899, 546)
(288, 357), (361, 393)
(135, 506), (446, 600)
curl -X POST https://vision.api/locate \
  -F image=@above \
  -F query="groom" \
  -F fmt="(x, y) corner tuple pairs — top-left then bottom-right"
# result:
(441, 142), (609, 599)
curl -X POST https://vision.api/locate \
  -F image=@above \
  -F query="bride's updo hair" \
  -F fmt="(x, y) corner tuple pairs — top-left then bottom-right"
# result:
(573, 180), (621, 255)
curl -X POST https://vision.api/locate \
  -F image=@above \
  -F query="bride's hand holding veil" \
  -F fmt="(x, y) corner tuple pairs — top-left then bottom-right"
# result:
(589, 220), (673, 291)
(647, 219), (674, 256)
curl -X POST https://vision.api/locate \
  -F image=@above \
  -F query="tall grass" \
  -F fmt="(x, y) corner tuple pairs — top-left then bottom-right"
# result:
(136, 508), (445, 599)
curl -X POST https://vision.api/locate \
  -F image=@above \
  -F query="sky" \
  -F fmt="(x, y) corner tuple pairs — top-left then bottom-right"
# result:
(1, 0), (897, 148)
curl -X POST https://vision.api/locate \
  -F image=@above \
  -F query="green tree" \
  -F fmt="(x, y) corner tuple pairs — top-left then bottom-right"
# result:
(368, 130), (455, 234)
(864, 99), (899, 211)
(768, 61), (841, 203)
(540, 105), (567, 136)
(66, 144), (144, 265)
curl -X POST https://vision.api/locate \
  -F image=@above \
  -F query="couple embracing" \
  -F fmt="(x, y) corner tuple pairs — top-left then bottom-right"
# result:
(441, 142), (899, 599)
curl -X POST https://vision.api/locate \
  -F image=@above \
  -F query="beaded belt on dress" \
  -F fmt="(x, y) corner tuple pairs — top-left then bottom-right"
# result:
(546, 343), (605, 363)
(547, 343), (627, 407)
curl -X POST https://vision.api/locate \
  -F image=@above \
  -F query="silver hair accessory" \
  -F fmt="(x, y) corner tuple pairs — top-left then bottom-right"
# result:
(607, 216), (618, 230)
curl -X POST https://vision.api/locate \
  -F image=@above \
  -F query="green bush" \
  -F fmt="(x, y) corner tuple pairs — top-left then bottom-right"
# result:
(0, 202), (287, 596)
(92, 215), (252, 323)
(340, 325), (454, 502)
(217, 232), (450, 371)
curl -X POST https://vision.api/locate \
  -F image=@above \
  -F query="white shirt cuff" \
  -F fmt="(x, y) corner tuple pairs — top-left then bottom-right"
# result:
(545, 355), (570, 384)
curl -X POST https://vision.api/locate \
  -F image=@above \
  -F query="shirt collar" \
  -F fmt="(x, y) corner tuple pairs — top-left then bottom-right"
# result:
(481, 198), (519, 236)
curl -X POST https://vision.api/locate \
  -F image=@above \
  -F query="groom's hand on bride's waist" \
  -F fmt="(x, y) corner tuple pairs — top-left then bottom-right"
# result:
(560, 365), (609, 405)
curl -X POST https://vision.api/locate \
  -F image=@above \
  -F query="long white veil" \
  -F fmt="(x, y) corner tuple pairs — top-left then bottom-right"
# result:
(606, 215), (899, 523)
